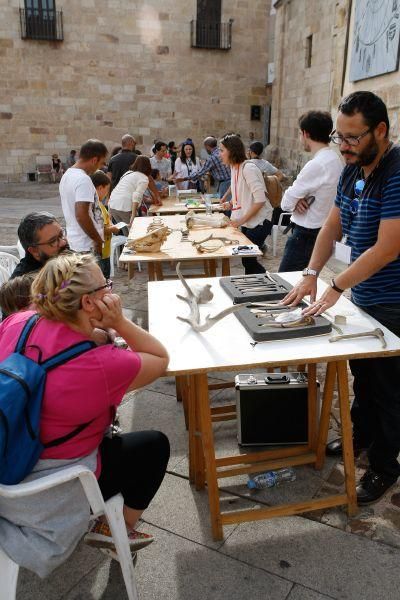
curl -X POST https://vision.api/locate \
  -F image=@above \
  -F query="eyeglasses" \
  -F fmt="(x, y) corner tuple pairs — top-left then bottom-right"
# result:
(33, 228), (66, 248)
(79, 279), (112, 309)
(330, 128), (371, 146)
(87, 279), (113, 295)
(349, 179), (365, 216)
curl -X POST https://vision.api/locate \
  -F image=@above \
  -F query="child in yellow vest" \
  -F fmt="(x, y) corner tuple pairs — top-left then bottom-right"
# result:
(91, 170), (120, 278)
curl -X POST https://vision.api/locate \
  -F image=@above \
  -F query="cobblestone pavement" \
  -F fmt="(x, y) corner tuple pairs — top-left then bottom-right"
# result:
(1, 182), (400, 600)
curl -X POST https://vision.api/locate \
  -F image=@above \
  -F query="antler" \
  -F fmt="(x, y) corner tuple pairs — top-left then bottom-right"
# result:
(176, 262), (245, 331)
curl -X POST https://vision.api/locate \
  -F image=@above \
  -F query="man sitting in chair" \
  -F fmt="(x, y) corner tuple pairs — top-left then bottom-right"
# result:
(11, 212), (69, 279)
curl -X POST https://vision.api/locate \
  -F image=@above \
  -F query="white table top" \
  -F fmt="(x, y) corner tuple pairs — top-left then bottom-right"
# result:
(148, 272), (400, 376)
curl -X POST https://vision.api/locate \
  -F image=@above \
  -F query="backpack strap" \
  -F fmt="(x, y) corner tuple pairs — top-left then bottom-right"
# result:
(15, 314), (41, 354)
(40, 340), (96, 372)
(41, 339), (97, 448)
(241, 160), (267, 195)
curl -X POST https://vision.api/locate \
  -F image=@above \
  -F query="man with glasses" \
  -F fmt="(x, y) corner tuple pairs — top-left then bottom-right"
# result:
(283, 91), (400, 505)
(278, 110), (343, 272)
(11, 212), (68, 279)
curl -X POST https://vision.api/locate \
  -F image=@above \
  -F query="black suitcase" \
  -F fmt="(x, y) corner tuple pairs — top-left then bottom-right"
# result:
(235, 372), (319, 446)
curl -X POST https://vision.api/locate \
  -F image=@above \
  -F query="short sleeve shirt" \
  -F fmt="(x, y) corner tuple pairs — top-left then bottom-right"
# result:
(250, 158), (278, 175)
(59, 167), (104, 252)
(0, 311), (141, 474)
(335, 145), (400, 306)
(107, 150), (138, 189)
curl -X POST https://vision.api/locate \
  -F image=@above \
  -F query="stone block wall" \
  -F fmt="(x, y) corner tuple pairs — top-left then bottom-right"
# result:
(270, 0), (400, 175)
(269, 0), (342, 175)
(0, 0), (269, 181)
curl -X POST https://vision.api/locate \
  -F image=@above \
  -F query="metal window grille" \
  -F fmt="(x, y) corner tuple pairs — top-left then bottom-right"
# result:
(190, 20), (232, 50)
(20, 8), (63, 41)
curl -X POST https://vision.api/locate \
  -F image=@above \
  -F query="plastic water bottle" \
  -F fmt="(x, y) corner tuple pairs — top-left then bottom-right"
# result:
(247, 467), (296, 490)
(205, 195), (213, 215)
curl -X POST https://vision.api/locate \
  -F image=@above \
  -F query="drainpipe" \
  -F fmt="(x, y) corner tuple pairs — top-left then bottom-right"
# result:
(341, 0), (353, 96)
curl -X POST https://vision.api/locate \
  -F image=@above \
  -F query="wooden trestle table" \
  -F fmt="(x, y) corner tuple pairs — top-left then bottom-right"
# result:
(148, 271), (400, 540)
(119, 214), (261, 281)
(148, 195), (224, 216)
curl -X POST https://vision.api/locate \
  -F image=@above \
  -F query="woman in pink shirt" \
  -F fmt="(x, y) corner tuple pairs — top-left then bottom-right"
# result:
(0, 252), (169, 566)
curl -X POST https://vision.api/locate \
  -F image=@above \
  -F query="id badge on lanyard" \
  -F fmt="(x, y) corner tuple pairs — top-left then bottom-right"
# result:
(232, 166), (241, 211)
(334, 236), (352, 265)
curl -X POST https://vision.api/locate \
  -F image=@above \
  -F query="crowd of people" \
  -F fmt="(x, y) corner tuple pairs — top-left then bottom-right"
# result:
(1, 90), (400, 578)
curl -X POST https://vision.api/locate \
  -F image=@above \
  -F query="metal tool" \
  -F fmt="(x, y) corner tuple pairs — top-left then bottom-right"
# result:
(248, 301), (287, 308)
(236, 283), (278, 288)
(329, 328), (386, 348)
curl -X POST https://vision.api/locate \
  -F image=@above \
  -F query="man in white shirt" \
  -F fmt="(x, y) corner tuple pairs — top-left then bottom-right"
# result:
(150, 141), (172, 180)
(278, 111), (343, 272)
(60, 139), (108, 256)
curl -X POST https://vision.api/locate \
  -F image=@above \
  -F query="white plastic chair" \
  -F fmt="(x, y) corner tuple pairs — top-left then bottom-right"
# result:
(35, 157), (52, 183)
(0, 246), (19, 259)
(0, 264), (10, 285)
(0, 465), (138, 600)
(110, 236), (128, 277)
(0, 244), (25, 261)
(0, 253), (19, 277)
(17, 241), (25, 259)
(271, 212), (292, 257)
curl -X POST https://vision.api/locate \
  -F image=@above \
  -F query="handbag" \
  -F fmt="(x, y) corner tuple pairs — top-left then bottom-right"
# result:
(263, 173), (283, 208)
(242, 161), (283, 209)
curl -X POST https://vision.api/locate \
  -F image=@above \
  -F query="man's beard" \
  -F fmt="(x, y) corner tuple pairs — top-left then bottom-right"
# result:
(37, 244), (70, 264)
(340, 138), (379, 167)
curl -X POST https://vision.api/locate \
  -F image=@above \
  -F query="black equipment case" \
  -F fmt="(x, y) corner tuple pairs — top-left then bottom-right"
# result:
(235, 372), (319, 446)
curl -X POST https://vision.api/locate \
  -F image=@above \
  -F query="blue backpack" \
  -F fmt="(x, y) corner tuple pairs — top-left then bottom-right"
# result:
(0, 314), (96, 485)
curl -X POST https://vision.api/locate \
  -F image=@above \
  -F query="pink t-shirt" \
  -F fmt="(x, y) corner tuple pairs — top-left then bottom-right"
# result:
(0, 311), (141, 475)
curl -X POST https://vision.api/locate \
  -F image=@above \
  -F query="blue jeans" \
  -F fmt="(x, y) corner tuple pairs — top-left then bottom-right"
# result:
(278, 224), (320, 272)
(218, 179), (232, 217)
(350, 302), (400, 477)
(98, 257), (111, 279)
(241, 219), (272, 274)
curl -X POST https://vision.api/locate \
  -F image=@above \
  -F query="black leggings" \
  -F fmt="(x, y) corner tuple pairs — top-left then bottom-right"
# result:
(98, 431), (170, 510)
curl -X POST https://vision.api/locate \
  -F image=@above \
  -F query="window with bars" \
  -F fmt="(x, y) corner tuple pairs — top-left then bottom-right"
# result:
(20, 0), (63, 41)
(191, 0), (232, 50)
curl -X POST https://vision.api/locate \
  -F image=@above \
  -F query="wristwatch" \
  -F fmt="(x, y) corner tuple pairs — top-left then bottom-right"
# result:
(302, 268), (319, 277)
(330, 278), (344, 294)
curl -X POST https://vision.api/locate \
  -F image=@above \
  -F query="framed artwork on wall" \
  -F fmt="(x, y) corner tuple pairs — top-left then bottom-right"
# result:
(349, 0), (400, 81)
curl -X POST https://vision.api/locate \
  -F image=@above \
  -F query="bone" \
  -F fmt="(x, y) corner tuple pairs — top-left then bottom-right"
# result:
(250, 307), (289, 315)
(248, 301), (286, 308)
(258, 316), (315, 329)
(329, 328), (386, 348)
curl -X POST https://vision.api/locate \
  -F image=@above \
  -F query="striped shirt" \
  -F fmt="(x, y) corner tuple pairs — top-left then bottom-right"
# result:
(191, 148), (231, 182)
(335, 145), (400, 306)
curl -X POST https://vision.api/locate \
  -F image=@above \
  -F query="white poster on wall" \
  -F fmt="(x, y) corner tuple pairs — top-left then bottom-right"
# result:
(350, 0), (400, 82)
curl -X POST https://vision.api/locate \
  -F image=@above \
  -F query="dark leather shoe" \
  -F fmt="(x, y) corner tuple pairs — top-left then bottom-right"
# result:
(356, 468), (397, 505)
(326, 437), (365, 457)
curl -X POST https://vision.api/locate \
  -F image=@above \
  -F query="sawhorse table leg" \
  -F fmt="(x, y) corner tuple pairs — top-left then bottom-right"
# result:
(190, 360), (357, 540)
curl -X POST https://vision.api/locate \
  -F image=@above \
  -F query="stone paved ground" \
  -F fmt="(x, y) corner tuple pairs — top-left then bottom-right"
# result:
(1, 182), (400, 600)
